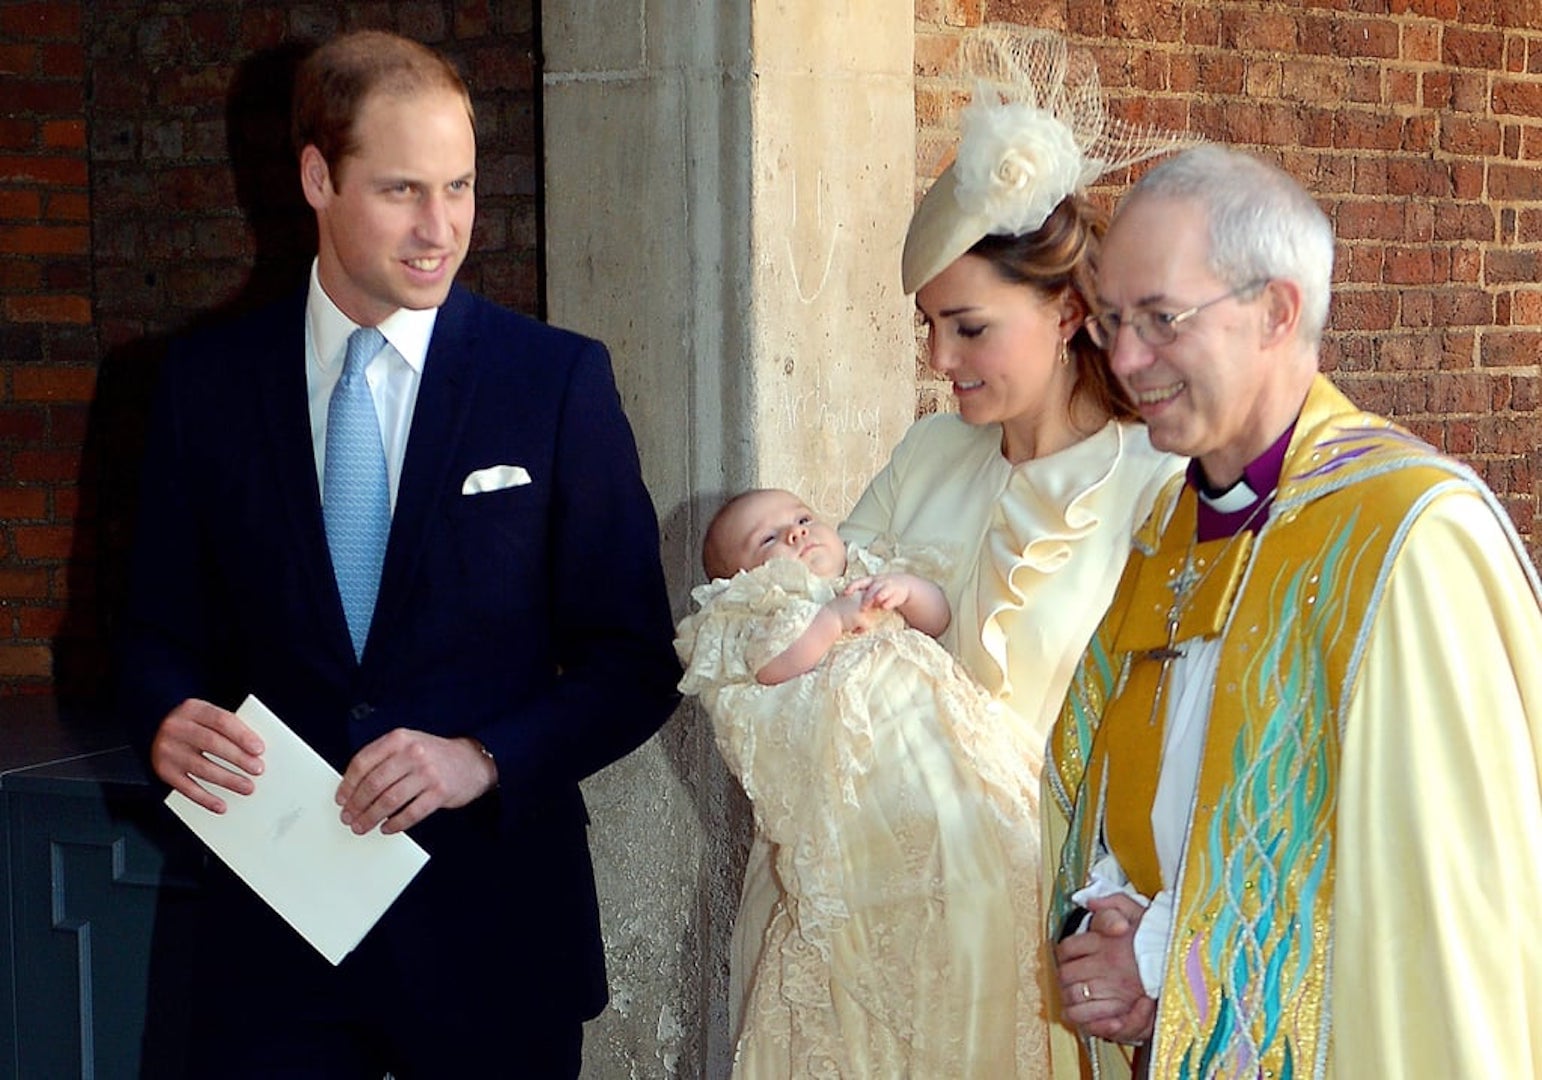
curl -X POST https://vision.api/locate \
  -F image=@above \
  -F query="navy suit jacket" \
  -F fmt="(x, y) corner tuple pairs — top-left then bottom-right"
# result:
(118, 283), (681, 1023)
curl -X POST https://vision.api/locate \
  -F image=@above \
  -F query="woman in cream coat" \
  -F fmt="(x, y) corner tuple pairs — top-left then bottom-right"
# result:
(727, 28), (1189, 1077)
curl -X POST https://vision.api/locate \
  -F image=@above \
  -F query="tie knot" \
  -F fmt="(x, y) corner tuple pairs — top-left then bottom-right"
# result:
(344, 326), (386, 380)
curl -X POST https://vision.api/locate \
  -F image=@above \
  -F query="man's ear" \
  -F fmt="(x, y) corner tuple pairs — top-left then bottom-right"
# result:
(299, 145), (333, 211)
(1260, 278), (1303, 348)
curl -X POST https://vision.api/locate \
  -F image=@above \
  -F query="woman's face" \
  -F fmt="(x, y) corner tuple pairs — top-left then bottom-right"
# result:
(916, 254), (1077, 439)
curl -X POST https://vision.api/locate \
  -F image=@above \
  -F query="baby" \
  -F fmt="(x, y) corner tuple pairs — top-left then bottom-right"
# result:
(700, 487), (951, 684)
(677, 488), (1045, 1078)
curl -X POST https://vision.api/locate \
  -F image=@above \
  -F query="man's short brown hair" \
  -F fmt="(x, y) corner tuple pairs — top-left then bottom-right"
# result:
(291, 30), (474, 185)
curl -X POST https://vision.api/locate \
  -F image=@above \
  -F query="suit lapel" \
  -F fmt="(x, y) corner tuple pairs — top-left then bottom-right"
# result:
(253, 288), (356, 659)
(369, 287), (481, 660)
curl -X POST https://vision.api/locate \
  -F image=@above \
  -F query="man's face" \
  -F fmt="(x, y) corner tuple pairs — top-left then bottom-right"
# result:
(1097, 196), (1279, 487)
(714, 491), (847, 579)
(303, 87), (476, 326)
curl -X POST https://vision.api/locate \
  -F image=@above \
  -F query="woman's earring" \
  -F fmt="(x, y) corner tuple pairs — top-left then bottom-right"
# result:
(1059, 338), (1070, 366)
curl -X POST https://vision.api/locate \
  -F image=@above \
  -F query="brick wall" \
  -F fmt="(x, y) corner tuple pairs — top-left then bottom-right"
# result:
(0, 0), (540, 701)
(915, 1), (1542, 559)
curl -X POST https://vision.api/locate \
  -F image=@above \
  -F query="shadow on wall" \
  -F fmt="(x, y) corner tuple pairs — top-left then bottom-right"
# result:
(48, 43), (318, 1078)
(55, 41), (319, 730)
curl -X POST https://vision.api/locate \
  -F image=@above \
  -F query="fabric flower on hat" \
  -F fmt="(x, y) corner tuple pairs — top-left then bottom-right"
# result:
(952, 89), (1083, 238)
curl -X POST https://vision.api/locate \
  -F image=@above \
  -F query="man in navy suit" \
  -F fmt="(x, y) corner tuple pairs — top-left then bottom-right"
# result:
(117, 30), (680, 1077)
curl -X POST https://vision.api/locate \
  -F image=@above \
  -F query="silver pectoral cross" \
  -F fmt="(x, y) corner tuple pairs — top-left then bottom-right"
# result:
(1137, 554), (1202, 726)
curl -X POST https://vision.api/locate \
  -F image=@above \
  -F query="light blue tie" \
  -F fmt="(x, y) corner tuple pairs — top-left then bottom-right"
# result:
(324, 326), (390, 660)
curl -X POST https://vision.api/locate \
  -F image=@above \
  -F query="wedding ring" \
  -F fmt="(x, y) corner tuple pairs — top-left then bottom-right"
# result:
(1080, 982), (1092, 1001)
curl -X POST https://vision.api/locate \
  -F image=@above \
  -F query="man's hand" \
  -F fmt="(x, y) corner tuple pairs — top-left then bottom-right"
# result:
(149, 698), (266, 814)
(336, 729), (497, 835)
(1055, 893), (1157, 1044)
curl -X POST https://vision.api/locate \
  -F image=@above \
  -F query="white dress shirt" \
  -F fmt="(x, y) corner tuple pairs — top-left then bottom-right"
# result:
(304, 260), (438, 511)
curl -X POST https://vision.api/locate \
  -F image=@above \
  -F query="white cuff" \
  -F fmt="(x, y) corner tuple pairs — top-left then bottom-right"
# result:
(1131, 890), (1173, 997)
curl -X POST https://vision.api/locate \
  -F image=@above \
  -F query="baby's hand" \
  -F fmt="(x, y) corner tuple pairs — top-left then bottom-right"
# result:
(828, 592), (876, 635)
(845, 573), (912, 612)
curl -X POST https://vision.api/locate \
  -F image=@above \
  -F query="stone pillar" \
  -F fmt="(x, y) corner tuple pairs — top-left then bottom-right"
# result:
(542, 2), (913, 1074)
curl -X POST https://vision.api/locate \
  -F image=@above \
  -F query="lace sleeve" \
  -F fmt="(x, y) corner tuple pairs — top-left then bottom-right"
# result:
(675, 562), (831, 693)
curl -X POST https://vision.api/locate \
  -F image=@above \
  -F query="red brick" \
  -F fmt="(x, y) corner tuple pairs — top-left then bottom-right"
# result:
(1430, 288), (1496, 326)
(1281, 60), (1347, 106)
(0, 487), (47, 519)
(1486, 250), (1542, 284)
(1334, 110), (1403, 150)
(1384, 248), (1447, 285)
(0, 4), (82, 41)
(1452, 247), (1483, 282)
(16, 606), (66, 638)
(1333, 289), (1399, 331)
(1335, 200), (1406, 240)
(1184, 6), (1221, 47)
(454, 0), (493, 37)
(1494, 79), (1542, 118)
(1223, 10), (1300, 52)
(1439, 115), (1502, 155)
(1330, 18), (1401, 59)
(11, 525), (73, 559)
(1512, 290), (1542, 326)
(1504, 123), (1523, 158)
(10, 366), (95, 401)
(238, 8), (289, 47)
(1380, 333), (1444, 372)
(1491, 163), (1542, 199)
(0, 154), (87, 186)
(0, 263), (42, 291)
(1108, 0), (1182, 41)
(0, 190), (42, 219)
(1445, 26), (1505, 68)
(1390, 0), (1460, 18)
(0, 646), (52, 679)
(0, 118), (36, 150)
(1430, 371), (1497, 412)
(0, 569), (50, 600)
(4, 77), (84, 114)
(0, 44), (37, 75)
(1386, 156), (1451, 196)
(1453, 72), (1492, 113)
(1482, 329), (1542, 367)
(0, 407), (47, 441)
(41, 119), (85, 149)
(1345, 244), (1384, 284)
(4, 295), (92, 325)
(1402, 114), (1437, 152)
(39, 43), (83, 79)
(53, 485), (78, 520)
(1451, 161), (1485, 198)
(1402, 23), (1441, 63)
(12, 449), (79, 482)
(1434, 202), (1496, 242)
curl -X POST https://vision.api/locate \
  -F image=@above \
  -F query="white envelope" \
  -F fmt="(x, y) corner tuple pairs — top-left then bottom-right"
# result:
(165, 695), (430, 965)
(461, 464), (531, 494)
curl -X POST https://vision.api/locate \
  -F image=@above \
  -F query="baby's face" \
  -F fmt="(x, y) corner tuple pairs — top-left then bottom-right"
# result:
(718, 490), (846, 578)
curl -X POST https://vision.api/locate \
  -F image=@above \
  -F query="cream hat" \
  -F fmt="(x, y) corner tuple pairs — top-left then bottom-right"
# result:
(902, 28), (1193, 294)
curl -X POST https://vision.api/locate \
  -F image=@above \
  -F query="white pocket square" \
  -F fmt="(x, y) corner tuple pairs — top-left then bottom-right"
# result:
(462, 464), (531, 494)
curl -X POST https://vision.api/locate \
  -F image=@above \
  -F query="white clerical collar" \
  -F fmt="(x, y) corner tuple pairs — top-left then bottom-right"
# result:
(1196, 477), (1260, 514)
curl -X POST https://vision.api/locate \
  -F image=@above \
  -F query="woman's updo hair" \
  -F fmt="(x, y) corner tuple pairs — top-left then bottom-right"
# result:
(968, 194), (1137, 424)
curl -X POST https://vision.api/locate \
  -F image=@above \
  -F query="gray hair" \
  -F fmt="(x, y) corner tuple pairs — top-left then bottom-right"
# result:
(1122, 145), (1335, 346)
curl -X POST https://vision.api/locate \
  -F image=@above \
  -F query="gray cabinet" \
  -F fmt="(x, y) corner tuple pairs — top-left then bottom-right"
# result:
(0, 700), (199, 1079)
